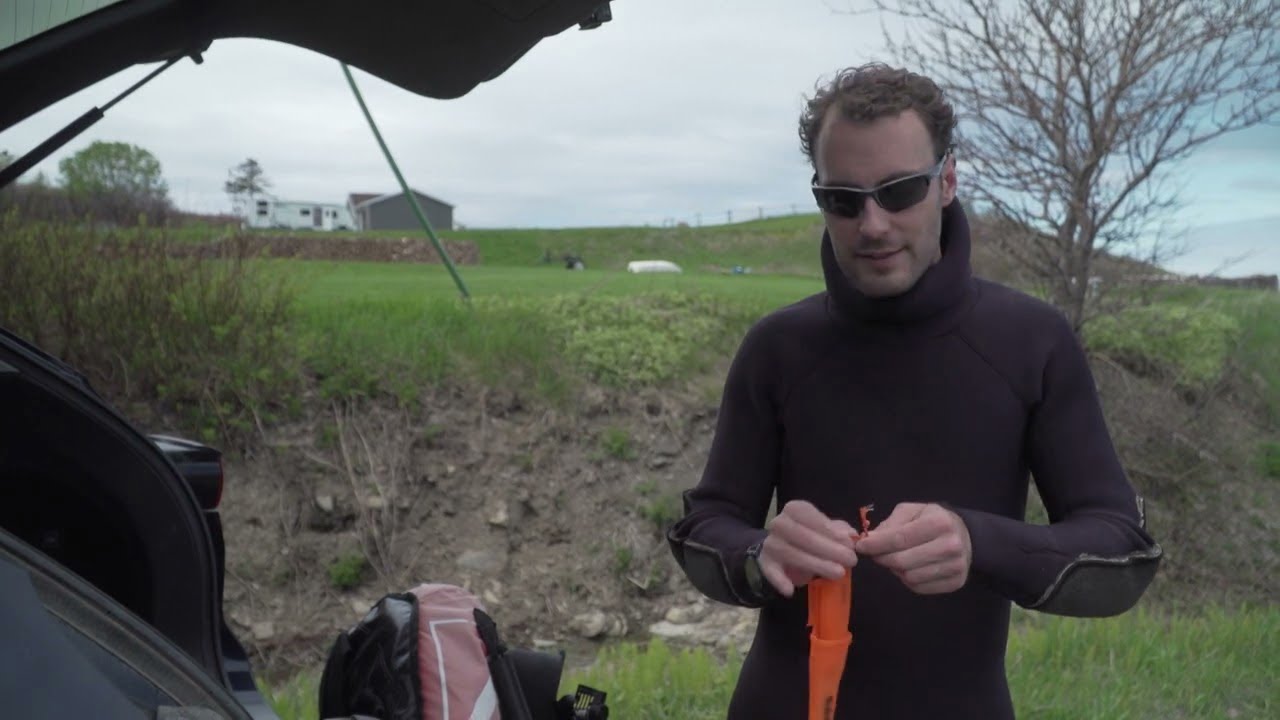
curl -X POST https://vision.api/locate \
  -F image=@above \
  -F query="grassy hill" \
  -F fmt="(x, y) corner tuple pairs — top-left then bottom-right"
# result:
(264, 213), (830, 276)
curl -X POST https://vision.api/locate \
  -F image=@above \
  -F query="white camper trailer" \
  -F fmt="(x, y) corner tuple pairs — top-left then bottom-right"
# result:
(246, 196), (355, 231)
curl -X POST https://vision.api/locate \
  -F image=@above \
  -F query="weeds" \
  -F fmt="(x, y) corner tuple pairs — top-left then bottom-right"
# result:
(327, 553), (368, 591)
(266, 607), (1279, 720)
(1086, 302), (1241, 391)
(639, 492), (683, 535)
(0, 213), (300, 442)
(599, 427), (636, 461)
(331, 401), (419, 584)
(612, 544), (634, 577)
(1260, 441), (1280, 479)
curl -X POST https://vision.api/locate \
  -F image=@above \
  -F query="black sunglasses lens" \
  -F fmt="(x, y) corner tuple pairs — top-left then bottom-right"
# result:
(875, 176), (930, 212)
(815, 188), (865, 218)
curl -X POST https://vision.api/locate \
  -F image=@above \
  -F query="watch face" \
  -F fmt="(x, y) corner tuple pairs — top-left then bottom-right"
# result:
(745, 551), (765, 592)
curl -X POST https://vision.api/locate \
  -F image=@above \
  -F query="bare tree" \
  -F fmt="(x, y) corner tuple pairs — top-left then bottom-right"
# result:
(224, 158), (270, 222)
(856, 0), (1279, 329)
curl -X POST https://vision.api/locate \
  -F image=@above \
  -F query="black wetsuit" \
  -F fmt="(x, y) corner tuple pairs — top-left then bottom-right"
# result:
(666, 200), (1161, 719)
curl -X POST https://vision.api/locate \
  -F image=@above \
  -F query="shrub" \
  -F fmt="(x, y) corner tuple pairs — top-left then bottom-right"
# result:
(1085, 303), (1241, 391)
(327, 553), (369, 591)
(599, 427), (636, 461)
(0, 212), (301, 442)
(639, 492), (683, 535)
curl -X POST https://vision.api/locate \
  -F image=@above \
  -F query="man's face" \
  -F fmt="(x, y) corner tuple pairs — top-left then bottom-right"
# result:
(814, 109), (956, 298)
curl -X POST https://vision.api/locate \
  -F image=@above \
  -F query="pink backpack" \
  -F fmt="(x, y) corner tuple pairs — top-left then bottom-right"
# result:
(318, 583), (607, 720)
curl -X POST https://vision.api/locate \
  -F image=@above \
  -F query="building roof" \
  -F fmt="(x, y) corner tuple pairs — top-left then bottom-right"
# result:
(348, 188), (453, 210)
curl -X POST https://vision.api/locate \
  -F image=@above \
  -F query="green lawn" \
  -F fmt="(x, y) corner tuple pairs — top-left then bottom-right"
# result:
(272, 262), (823, 402)
(280, 261), (823, 310)
(265, 605), (1278, 720)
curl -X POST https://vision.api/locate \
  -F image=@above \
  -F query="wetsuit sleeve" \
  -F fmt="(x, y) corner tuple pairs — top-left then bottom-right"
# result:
(951, 318), (1163, 617)
(666, 322), (780, 607)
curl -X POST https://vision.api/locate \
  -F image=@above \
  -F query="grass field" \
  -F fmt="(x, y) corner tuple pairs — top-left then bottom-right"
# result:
(265, 605), (1278, 720)
(282, 262), (824, 310)
(187, 212), (830, 275)
(276, 262), (824, 402)
(277, 257), (1280, 418)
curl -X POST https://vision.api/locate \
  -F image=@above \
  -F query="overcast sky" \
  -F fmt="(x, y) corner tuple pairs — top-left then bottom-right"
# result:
(1, 0), (1276, 276)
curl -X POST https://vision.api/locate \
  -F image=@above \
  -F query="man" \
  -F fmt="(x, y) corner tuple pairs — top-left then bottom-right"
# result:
(665, 63), (1162, 719)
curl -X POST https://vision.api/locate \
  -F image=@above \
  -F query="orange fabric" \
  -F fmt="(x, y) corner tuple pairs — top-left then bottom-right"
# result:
(807, 505), (873, 720)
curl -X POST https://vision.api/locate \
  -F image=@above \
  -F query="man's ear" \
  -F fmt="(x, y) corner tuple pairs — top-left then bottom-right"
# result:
(940, 154), (957, 207)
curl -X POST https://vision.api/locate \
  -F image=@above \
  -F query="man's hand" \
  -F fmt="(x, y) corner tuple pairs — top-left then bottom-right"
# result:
(758, 500), (858, 597)
(855, 502), (972, 594)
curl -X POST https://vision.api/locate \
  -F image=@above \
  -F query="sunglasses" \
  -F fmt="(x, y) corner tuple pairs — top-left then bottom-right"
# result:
(811, 155), (947, 219)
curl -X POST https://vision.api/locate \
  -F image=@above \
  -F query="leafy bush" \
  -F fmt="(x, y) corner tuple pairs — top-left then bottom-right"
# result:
(0, 213), (302, 441)
(327, 553), (368, 591)
(549, 292), (744, 388)
(1085, 303), (1241, 390)
(599, 426), (636, 461)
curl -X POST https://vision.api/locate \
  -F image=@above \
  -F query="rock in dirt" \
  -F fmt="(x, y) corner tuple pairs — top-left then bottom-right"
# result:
(654, 436), (683, 457)
(487, 500), (509, 527)
(647, 455), (673, 470)
(648, 621), (698, 639)
(664, 602), (709, 625)
(315, 494), (335, 513)
(570, 610), (608, 638)
(251, 622), (276, 641)
(648, 606), (756, 650)
(457, 549), (507, 573)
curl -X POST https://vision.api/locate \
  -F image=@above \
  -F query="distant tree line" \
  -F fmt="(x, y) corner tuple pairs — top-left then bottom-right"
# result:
(0, 140), (174, 225)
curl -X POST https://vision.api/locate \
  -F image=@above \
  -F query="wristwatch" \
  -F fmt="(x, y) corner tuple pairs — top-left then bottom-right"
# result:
(743, 540), (777, 602)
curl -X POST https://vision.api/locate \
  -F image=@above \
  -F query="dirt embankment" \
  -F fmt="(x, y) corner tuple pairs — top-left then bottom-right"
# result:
(168, 233), (481, 264)
(219, 380), (730, 681)
(218, 358), (1278, 683)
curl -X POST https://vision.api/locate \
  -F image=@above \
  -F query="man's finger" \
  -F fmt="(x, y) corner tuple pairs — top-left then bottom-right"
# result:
(776, 519), (856, 567)
(772, 505), (857, 562)
(760, 560), (796, 598)
(866, 533), (966, 573)
(829, 519), (856, 538)
(897, 562), (967, 595)
(769, 538), (848, 580)
(774, 499), (828, 527)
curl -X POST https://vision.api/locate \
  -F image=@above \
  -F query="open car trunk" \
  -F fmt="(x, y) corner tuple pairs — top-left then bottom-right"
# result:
(0, 0), (614, 134)
(0, 330), (228, 694)
(0, 528), (252, 719)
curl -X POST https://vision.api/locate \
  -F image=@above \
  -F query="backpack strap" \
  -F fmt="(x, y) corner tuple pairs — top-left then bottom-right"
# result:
(473, 608), (534, 720)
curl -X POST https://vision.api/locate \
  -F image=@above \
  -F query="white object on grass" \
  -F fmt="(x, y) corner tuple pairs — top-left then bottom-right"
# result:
(626, 260), (683, 274)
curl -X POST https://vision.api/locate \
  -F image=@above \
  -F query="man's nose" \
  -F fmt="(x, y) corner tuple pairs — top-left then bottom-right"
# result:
(859, 196), (892, 239)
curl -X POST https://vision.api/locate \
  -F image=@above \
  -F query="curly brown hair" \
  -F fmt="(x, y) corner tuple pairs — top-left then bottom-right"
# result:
(799, 63), (956, 167)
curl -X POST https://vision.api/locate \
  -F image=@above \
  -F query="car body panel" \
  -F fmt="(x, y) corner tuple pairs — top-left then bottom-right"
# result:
(0, 0), (614, 133)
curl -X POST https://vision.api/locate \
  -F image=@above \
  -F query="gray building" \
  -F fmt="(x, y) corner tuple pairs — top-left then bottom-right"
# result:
(346, 189), (454, 232)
